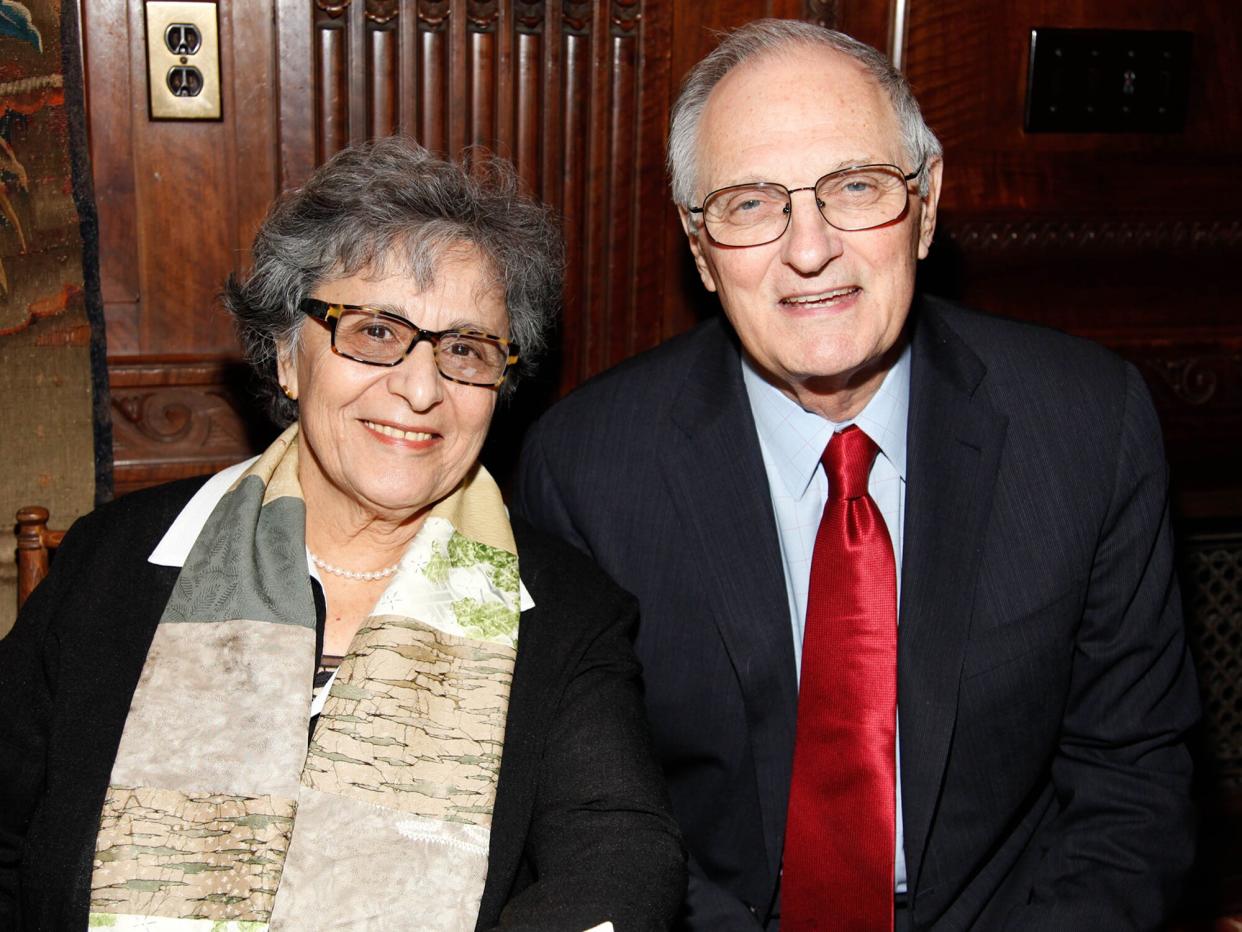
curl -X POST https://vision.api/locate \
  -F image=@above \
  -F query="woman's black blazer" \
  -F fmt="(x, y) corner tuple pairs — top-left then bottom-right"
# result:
(0, 477), (685, 930)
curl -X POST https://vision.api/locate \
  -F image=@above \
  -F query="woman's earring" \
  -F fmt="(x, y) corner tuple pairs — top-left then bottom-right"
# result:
(281, 383), (297, 401)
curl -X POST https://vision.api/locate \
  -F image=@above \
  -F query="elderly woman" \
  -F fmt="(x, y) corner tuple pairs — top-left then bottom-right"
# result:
(0, 137), (684, 930)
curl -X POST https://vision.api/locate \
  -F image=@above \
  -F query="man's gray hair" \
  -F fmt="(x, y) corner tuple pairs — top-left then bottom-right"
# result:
(224, 136), (563, 425)
(668, 19), (942, 208)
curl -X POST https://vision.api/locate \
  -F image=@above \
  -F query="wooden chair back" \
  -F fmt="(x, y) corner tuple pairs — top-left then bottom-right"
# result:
(16, 506), (64, 612)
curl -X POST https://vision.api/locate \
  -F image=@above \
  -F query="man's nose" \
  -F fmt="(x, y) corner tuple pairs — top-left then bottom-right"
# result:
(780, 189), (844, 274)
(389, 340), (444, 411)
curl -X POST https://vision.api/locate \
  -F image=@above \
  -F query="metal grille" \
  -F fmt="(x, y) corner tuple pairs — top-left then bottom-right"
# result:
(1183, 530), (1242, 789)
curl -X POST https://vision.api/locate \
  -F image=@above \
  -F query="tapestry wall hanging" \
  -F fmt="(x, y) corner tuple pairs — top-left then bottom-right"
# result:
(0, 0), (111, 637)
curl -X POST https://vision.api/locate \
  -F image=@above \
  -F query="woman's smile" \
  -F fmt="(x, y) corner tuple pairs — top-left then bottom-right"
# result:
(360, 418), (439, 445)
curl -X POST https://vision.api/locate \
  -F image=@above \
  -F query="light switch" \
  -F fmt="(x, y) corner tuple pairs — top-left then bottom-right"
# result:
(145, 1), (221, 120)
(1025, 28), (1191, 133)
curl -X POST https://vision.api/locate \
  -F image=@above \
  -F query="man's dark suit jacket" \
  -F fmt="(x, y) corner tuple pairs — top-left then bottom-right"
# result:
(0, 477), (686, 930)
(513, 295), (1199, 930)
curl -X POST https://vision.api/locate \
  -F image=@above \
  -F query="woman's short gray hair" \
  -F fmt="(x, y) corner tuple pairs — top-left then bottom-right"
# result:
(667, 19), (942, 209)
(225, 136), (563, 425)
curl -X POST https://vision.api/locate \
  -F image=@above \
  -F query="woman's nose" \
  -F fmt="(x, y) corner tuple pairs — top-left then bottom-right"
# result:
(388, 340), (443, 410)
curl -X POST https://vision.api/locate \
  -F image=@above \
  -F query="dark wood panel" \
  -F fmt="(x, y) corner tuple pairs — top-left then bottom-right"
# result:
(468, 5), (498, 151)
(513, 18), (542, 190)
(539, 1), (564, 210)
(397, 0), (420, 134)
(367, 13), (400, 137)
(348, 0), (368, 143)
(448, 0), (470, 156)
(905, 0), (1242, 213)
(417, 2), (450, 152)
(581, 1), (610, 380)
(558, 5), (592, 391)
(131, 134), (235, 355)
(83, 0), (143, 360)
(275, 0), (316, 189)
(316, 8), (350, 162)
(82, 0), (138, 322)
(227, 0), (280, 277)
(606, 2), (641, 362)
(494, 2), (516, 165)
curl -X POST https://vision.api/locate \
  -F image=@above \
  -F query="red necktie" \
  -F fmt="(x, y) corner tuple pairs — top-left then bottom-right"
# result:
(782, 425), (897, 931)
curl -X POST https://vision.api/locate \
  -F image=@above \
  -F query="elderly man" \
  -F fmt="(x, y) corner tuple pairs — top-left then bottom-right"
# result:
(514, 19), (1198, 931)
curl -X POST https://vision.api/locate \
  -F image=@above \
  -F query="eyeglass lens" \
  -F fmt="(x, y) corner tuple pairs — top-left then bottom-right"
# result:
(335, 310), (509, 385)
(703, 165), (912, 247)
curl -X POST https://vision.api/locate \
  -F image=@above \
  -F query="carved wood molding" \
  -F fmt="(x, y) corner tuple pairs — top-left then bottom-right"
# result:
(612, 0), (640, 36)
(563, 1), (592, 36)
(365, 0), (398, 26)
(1086, 336), (1242, 414)
(468, 1), (500, 31)
(514, 0), (545, 35)
(940, 217), (1242, 254)
(417, 0), (450, 30)
(316, 0), (351, 18)
(1141, 352), (1242, 409)
(108, 358), (267, 494)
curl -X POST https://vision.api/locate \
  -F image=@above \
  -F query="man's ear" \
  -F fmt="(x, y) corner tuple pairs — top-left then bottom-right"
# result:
(916, 157), (943, 261)
(678, 205), (718, 294)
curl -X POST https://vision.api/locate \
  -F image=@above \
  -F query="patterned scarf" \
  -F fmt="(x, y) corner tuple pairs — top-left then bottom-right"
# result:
(88, 424), (522, 930)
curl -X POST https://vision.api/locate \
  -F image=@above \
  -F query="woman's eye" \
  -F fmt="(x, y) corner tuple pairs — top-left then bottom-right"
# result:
(363, 324), (394, 339)
(444, 339), (483, 359)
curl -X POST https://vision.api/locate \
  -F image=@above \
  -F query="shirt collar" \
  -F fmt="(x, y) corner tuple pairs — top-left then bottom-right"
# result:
(148, 457), (257, 567)
(742, 341), (911, 499)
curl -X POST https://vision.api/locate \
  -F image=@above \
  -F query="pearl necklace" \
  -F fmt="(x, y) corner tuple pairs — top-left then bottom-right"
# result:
(308, 550), (401, 581)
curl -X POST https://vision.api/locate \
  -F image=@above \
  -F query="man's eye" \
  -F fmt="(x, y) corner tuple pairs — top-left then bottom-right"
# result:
(833, 175), (883, 197)
(722, 191), (782, 218)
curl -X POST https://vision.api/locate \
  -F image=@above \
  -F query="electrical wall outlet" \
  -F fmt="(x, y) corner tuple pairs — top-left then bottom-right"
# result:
(145, 1), (222, 120)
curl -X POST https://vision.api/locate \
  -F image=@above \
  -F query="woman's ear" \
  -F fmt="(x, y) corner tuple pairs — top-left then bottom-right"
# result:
(276, 344), (298, 401)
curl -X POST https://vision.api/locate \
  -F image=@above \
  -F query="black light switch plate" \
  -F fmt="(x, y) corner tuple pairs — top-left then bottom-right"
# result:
(1025, 27), (1192, 133)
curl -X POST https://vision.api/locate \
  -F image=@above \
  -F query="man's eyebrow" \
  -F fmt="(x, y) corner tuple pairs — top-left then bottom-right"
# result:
(825, 156), (884, 172)
(714, 157), (887, 188)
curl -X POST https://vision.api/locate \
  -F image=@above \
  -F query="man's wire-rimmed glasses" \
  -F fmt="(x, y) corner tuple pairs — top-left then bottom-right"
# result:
(688, 161), (926, 248)
(300, 298), (519, 388)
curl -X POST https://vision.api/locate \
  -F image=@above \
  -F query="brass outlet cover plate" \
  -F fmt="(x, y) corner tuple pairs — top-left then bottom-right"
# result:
(145, 1), (222, 120)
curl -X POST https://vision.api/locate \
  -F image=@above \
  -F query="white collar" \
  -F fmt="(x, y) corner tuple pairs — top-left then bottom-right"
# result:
(741, 342), (911, 499)
(148, 458), (257, 566)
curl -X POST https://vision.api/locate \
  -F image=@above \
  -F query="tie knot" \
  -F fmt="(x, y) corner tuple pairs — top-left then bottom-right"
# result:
(823, 426), (879, 501)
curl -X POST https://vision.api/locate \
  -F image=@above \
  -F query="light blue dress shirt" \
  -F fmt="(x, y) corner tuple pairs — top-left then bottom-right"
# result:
(742, 345), (911, 893)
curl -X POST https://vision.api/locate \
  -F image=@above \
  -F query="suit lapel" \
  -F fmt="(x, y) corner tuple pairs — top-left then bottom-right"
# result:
(661, 319), (798, 884)
(898, 299), (1007, 899)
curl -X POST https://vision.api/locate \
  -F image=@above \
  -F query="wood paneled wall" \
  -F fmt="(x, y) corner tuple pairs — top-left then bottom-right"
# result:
(88, 0), (814, 493)
(83, 0), (1242, 512)
(901, 0), (1242, 516)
